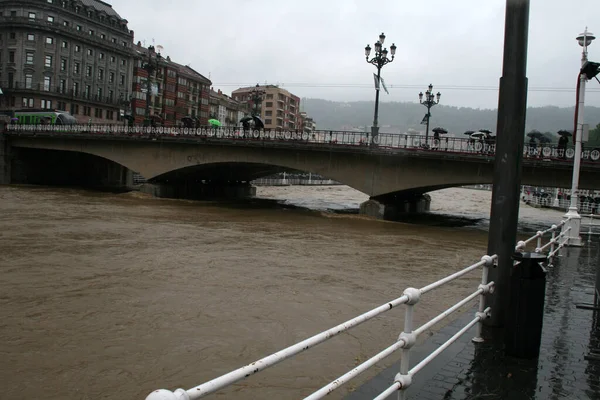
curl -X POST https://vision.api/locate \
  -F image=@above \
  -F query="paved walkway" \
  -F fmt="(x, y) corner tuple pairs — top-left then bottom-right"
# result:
(347, 238), (600, 400)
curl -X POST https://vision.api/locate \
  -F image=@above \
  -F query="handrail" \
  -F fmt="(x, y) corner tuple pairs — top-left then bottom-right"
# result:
(146, 218), (569, 400)
(6, 124), (600, 163)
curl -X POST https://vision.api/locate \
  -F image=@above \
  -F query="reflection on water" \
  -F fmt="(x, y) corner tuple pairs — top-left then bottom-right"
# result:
(0, 184), (564, 400)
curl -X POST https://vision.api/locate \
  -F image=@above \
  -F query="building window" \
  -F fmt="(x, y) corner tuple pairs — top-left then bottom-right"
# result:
(73, 82), (79, 95)
(99, 52), (104, 60)
(22, 97), (34, 108)
(9, 32), (16, 39)
(61, 40), (68, 48)
(47, 16), (54, 23)
(266, 94), (273, 99)
(265, 111), (272, 117)
(57, 101), (66, 111)
(89, 30), (94, 36)
(106, 110), (113, 120)
(120, 59), (126, 66)
(97, 69), (104, 80)
(108, 72), (114, 83)
(60, 58), (67, 71)
(111, 38), (117, 44)
(265, 102), (273, 107)
(122, 41), (127, 47)
(25, 74), (33, 89)
(9, 51), (15, 63)
(100, 34), (106, 40)
(110, 56), (115, 63)
(63, 21), (69, 27)
(87, 49), (93, 56)
(76, 25), (82, 31)
(71, 104), (79, 115)
(74, 62), (80, 73)
(75, 6), (79, 13)
(84, 85), (91, 98)
(83, 106), (91, 116)
(44, 76), (51, 91)
(26, 52), (34, 64)
(46, 37), (54, 45)
(41, 99), (52, 109)
(47, 0), (53, 3)
(86, 65), (92, 77)
(96, 88), (102, 99)
(108, 90), (113, 100)
(45, 55), (52, 67)
(28, 12), (36, 19)
(75, 45), (81, 52)
(27, 33), (35, 41)
(120, 75), (125, 85)
(167, 70), (176, 78)
(59, 79), (66, 93)
(265, 119), (272, 125)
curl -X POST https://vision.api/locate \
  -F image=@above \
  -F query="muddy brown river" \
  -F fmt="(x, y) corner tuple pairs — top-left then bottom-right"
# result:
(0, 185), (565, 399)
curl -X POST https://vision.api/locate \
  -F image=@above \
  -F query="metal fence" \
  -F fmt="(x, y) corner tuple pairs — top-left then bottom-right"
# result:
(145, 219), (570, 400)
(6, 124), (600, 163)
(252, 178), (340, 186)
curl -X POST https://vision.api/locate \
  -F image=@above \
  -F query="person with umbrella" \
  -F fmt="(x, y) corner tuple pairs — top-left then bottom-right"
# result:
(557, 130), (570, 159)
(432, 127), (447, 150)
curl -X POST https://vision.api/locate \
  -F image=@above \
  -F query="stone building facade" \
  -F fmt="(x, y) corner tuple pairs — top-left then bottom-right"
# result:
(0, 0), (134, 123)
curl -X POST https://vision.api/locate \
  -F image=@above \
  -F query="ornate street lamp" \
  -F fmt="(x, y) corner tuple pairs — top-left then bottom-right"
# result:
(365, 32), (396, 143)
(563, 27), (595, 246)
(143, 45), (162, 126)
(418, 84), (441, 146)
(250, 83), (265, 117)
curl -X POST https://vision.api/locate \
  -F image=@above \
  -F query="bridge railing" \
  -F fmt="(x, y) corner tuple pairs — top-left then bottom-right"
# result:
(6, 124), (600, 164)
(581, 214), (600, 238)
(145, 218), (571, 399)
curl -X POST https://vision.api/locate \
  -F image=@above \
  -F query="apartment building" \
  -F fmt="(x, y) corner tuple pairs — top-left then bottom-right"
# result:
(299, 111), (316, 133)
(0, 0), (135, 123)
(209, 88), (249, 127)
(131, 42), (211, 126)
(231, 85), (301, 131)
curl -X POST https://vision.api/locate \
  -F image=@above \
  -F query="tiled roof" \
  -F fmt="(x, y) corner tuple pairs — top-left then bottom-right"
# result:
(80, 0), (123, 20)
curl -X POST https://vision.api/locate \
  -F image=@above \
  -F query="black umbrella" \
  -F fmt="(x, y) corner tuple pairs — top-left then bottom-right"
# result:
(239, 115), (253, 123)
(557, 129), (572, 137)
(432, 127), (448, 134)
(463, 130), (475, 135)
(252, 115), (264, 129)
(479, 129), (493, 134)
(527, 131), (545, 140)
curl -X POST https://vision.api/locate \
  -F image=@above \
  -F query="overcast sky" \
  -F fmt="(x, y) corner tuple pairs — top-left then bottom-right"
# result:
(109, 0), (600, 110)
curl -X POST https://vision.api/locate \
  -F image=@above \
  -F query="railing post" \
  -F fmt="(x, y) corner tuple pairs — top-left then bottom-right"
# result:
(398, 288), (419, 399)
(473, 255), (494, 343)
(536, 231), (542, 250)
(550, 226), (556, 255)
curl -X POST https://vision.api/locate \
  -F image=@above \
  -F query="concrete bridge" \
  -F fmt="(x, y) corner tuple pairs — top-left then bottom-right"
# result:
(2, 125), (600, 218)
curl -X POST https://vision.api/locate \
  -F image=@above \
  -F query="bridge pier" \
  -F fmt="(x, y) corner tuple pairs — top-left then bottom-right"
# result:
(0, 133), (11, 185)
(360, 194), (431, 220)
(140, 181), (257, 201)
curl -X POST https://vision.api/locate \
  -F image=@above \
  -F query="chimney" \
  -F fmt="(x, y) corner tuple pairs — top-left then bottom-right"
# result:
(218, 89), (222, 95)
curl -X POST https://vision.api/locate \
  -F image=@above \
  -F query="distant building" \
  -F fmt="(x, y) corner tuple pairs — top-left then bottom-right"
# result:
(0, 0), (135, 124)
(231, 85), (301, 131)
(131, 42), (211, 126)
(209, 88), (249, 127)
(299, 111), (316, 133)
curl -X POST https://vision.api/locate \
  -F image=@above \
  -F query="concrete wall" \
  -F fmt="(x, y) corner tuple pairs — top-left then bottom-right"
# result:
(7, 136), (600, 200)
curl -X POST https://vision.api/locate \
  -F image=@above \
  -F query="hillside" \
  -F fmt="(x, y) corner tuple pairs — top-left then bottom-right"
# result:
(301, 98), (600, 136)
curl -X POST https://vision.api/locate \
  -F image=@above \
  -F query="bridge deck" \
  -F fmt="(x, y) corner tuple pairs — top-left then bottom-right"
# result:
(347, 238), (600, 400)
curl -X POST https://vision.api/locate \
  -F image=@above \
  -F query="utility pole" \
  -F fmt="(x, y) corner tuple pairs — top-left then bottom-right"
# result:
(485, 0), (530, 327)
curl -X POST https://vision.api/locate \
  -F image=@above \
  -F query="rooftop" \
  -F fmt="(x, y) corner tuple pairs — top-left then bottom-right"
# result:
(80, 0), (124, 20)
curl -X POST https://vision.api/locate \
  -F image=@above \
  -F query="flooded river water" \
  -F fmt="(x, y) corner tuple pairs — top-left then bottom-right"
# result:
(0, 185), (565, 399)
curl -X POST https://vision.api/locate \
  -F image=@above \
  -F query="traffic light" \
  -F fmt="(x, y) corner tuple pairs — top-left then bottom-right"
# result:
(581, 61), (600, 80)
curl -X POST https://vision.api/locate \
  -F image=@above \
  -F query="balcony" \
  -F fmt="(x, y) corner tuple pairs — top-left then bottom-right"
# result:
(0, 81), (124, 107)
(0, 16), (133, 56)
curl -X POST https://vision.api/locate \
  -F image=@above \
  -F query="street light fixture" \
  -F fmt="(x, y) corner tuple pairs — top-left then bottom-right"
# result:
(418, 84), (441, 146)
(564, 27), (595, 246)
(250, 84), (265, 117)
(365, 32), (396, 143)
(143, 45), (162, 126)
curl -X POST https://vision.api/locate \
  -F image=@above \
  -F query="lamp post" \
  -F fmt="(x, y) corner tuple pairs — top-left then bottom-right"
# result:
(143, 45), (162, 126)
(419, 84), (441, 146)
(250, 84), (265, 117)
(365, 33), (396, 143)
(563, 28), (596, 246)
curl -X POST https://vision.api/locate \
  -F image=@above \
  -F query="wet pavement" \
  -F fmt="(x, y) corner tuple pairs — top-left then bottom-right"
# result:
(347, 237), (600, 400)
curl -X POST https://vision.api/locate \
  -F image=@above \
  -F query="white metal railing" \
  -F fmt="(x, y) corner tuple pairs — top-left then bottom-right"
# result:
(515, 219), (571, 261)
(521, 191), (600, 214)
(581, 214), (600, 238)
(146, 255), (497, 400)
(146, 220), (572, 400)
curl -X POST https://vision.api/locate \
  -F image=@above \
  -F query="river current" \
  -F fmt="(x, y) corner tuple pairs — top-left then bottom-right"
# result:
(0, 185), (565, 399)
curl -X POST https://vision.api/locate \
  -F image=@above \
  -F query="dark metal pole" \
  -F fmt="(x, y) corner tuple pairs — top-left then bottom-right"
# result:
(485, 0), (530, 327)
(371, 65), (381, 141)
(145, 74), (151, 121)
(425, 104), (431, 144)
